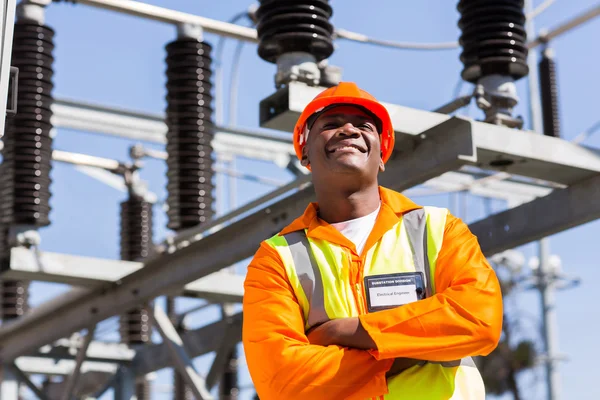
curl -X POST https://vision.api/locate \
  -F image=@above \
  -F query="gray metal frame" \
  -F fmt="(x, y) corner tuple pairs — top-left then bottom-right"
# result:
(1, 102), (600, 361)
(151, 305), (213, 400)
(3, 247), (244, 302)
(0, 0), (17, 138)
(0, 1), (595, 399)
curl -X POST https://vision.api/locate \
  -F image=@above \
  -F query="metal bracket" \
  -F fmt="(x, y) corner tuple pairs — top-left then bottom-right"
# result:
(7, 362), (49, 400)
(151, 305), (214, 400)
(60, 325), (96, 400)
(6, 66), (18, 115)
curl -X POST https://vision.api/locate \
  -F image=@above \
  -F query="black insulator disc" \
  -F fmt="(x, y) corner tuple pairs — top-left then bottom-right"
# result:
(1, 21), (55, 227)
(457, 0), (529, 82)
(119, 195), (153, 261)
(118, 195), (153, 345)
(1, 280), (30, 320)
(135, 379), (151, 400)
(256, 0), (334, 63)
(164, 39), (215, 232)
(119, 305), (151, 345)
(539, 51), (560, 138)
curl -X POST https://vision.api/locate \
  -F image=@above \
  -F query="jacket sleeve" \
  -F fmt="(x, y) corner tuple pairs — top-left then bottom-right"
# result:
(243, 241), (393, 400)
(358, 211), (503, 362)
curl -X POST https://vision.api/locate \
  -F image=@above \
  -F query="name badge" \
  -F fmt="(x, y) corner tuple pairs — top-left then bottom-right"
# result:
(364, 272), (426, 313)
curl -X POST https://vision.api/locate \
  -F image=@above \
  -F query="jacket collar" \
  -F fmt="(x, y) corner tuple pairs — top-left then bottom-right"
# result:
(279, 186), (422, 255)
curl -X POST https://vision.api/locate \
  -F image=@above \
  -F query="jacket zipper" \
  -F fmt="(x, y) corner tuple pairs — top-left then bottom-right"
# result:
(348, 251), (385, 400)
(347, 249), (367, 315)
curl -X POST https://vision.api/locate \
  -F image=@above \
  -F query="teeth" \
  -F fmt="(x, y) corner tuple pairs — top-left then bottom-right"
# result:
(335, 146), (360, 152)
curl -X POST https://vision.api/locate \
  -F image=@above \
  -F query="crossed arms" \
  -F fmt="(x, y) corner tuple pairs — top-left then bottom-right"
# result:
(242, 214), (502, 400)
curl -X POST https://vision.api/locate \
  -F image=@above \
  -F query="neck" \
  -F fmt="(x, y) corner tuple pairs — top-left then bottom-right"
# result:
(314, 182), (381, 224)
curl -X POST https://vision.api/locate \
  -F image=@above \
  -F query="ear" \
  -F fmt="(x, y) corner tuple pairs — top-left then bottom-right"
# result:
(301, 146), (310, 167)
(379, 157), (385, 172)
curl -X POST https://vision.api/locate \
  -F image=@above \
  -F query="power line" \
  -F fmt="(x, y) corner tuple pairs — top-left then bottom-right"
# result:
(334, 28), (459, 50)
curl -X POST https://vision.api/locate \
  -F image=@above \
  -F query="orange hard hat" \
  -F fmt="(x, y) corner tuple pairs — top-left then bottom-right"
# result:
(293, 82), (395, 167)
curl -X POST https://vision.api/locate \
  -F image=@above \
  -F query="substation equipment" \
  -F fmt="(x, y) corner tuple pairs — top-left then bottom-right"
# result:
(0, 0), (597, 399)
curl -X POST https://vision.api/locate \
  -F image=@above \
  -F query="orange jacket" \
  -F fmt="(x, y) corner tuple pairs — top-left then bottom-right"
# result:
(242, 187), (502, 400)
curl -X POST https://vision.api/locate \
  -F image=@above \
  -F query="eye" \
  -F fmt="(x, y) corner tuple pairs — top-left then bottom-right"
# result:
(360, 123), (375, 131)
(322, 123), (338, 130)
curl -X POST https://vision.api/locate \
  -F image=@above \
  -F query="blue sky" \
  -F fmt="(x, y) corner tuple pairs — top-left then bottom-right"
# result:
(18, 0), (600, 399)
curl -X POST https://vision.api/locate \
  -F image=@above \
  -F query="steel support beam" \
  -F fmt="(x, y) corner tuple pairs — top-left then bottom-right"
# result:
(50, 97), (559, 203)
(261, 82), (600, 185)
(2, 100), (600, 362)
(472, 172), (600, 256)
(51, 98), (295, 166)
(14, 357), (118, 376)
(2, 248), (244, 303)
(132, 313), (242, 378)
(7, 362), (48, 400)
(34, 339), (134, 364)
(151, 305), (213, 400)
(0, 116), (467, 361)
(113, 367), (135, 400)
(61, 326), (96, 400)
(205, 306), (238, 391)
(64, 0), (258, 42)
(0, 365), (18, 400)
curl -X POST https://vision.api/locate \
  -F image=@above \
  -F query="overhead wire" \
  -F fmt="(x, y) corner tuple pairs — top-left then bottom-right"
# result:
(570, 120), (600, 144)
(214, 11), (249, 126)
(527, 0), (557, 20)
(334, 28), (459, 50)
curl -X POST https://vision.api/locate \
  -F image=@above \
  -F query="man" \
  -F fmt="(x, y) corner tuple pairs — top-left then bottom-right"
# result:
(242, 82), (502, 399)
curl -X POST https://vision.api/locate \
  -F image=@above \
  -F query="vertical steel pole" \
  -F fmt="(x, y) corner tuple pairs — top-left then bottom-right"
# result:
(537, 238), (561, 400)
(525, 2), (560, 398)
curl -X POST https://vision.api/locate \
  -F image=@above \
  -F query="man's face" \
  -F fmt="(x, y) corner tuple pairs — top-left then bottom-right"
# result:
(302, 105), (384, 178)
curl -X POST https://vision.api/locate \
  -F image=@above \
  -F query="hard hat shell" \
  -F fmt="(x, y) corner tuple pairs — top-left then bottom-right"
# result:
(293, 82), (395, 166)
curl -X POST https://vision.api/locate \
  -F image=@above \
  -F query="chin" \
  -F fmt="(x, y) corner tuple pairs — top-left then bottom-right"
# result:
(329, 162), (367, 174)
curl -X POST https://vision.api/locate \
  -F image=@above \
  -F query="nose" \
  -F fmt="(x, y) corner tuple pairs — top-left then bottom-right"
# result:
(335, 122), (360, 137)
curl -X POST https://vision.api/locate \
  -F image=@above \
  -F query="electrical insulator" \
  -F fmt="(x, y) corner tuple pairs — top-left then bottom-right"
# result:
(135, 377), (151, 400)
(164, 38), (215, 231)
(457, 0), (529, 83)
(174, 373), (194, 400)
(539, 48), (561, 138)
(118, 193), (152, 399)
(221, 346), (240, 400)
(1, 280), (30, 320)
(166, 296), (192, 400)
(119, 194), (153, 261)
(119, 194), (152, 345)
(256, 0), (334, 64)
(0, 20), (55, 323)
(0, 21), (55, 227)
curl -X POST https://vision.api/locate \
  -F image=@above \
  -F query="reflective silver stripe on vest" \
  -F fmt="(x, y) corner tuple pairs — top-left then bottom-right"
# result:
(284, 231), (329, 328)
(404, 209), (473, 370)
(402, 209), (433, 298)
(431, 357), (477, 368)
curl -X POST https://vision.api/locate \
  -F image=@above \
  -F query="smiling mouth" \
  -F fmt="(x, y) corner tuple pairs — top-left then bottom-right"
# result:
(327, 144), (367, 154)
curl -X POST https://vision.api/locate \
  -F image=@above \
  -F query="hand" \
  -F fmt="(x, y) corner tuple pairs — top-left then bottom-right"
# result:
(385, 358), (423, 378)
(306, 318), (377, 350)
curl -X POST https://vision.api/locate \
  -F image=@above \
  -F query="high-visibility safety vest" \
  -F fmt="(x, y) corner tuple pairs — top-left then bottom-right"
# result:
(265, 206), (486, 399)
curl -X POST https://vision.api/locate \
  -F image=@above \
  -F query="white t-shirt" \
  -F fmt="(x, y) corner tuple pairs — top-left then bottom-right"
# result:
(330, 203), (381, 254)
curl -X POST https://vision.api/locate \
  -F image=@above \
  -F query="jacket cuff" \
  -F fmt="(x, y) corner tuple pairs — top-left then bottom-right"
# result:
(359, 313), (390, 360)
